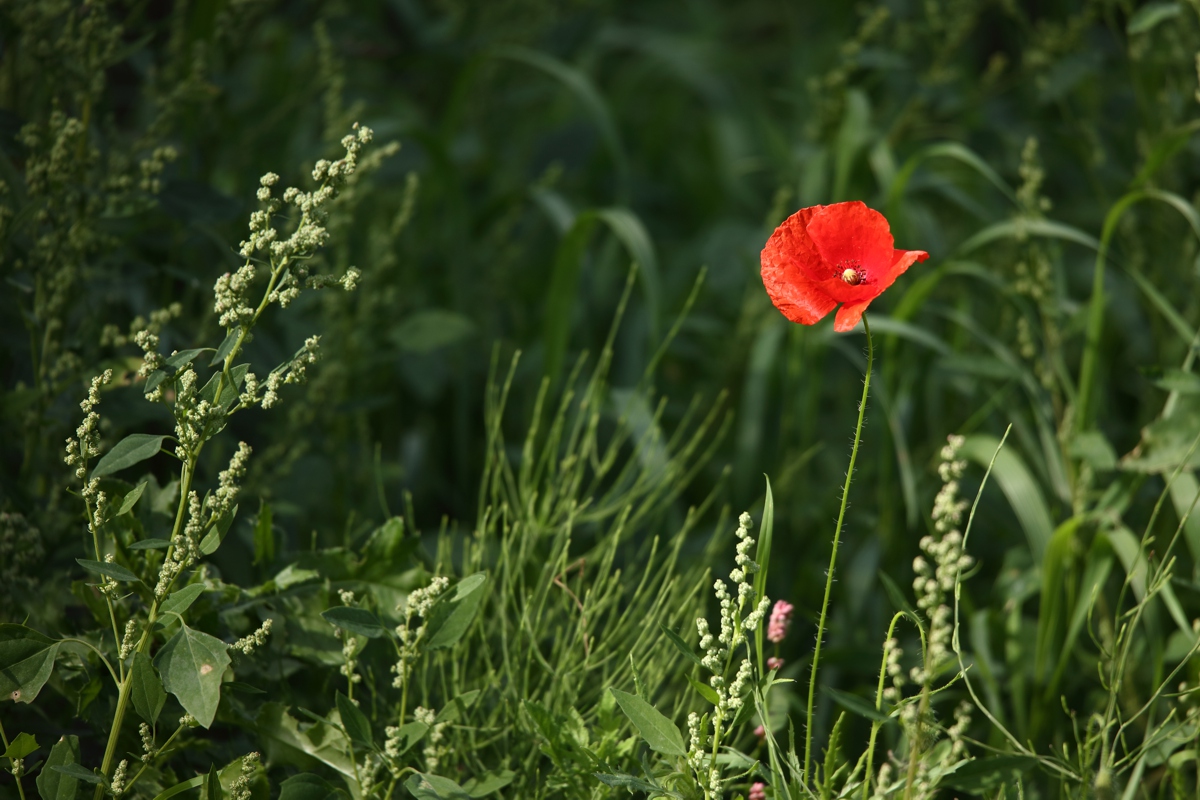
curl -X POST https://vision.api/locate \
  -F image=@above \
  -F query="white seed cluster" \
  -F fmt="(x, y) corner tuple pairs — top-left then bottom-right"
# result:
(139, 723), (156, 762)
(63, 369), (112, 484)
(119, 618), (138, 660)
(882, 637), (904, 703)
(334, 590), (363, 686)
(231, 618), (273, 656)
(229, 752), (259, 800)
(109, 759), (128, 796)
(911, 435), (973, 679)
(392, 576), (449, 689)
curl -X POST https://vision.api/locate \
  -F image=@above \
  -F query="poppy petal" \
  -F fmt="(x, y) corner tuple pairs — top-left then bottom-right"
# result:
(806, 202), (895, 276)
(834, 300), (872, 332)
(761, 207), (838, 324)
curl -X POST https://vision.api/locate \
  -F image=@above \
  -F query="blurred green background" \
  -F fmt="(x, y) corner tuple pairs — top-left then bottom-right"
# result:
(4, 0), (1200, 782)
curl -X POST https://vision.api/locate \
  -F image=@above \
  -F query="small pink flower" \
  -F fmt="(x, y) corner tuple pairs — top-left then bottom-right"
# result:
(754, 724), (765, 739)
(767, 600), (794, 644)
(749, 782), (767, 800)
(767, 656), (785, 671)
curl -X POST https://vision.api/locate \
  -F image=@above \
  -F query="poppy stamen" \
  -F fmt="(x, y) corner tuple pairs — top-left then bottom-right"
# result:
(838, 260), (864, 285)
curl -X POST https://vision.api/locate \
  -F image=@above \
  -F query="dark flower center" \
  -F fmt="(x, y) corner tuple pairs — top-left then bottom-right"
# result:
(837, 260), (865, 285)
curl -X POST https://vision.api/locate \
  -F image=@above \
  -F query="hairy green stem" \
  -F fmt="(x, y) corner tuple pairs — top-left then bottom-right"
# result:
(804, 314), (873, 785)
(863, 611), (905, 800)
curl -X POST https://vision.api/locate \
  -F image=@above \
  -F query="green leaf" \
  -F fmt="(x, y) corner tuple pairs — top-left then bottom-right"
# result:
(686, 674), (719, 706)
(0, 624), (61, 704)
(130, 651), (167, 724)
(960, 434), (1054, 561)
(404, 772), (472, 800)
(594, 772), (663, 793)
(117, 481), (148, 516)
(278, 774), (349, 800)
(424, 573), (487, 650)
(387, 722), (429, 757)
(50, 764), (103, 785)
(150, 775), (206, 800)
(461, 769), (515, 798)
(819, 686), (891, 723)
(199, 503), (239, 555)
(336, 692), (374, 748)
(92, 434), (167, 478)
(2, 732), (38, 759)
(76, 558), (141, 583)
(1127, 1), (1181, 34)
(210, 328), (241, 367)
(253, 502), (274, 565)
(1069, 431), (1118, 471)
(957, 217), (1099, 256)
(129, 538), (171, 551)
(391, 310), (475, 354)
(658, 624), (704, 669)
(36, 735), (80, 800)
(164, 348), (209, 369)
(320, 607), (386, 639)
(154, 623), (231, 728)
(251, 703), (356, 781)
(941, 755), (1038, 791)
(200, 763), (222, 800)
(435, 690), (482, 725)
(160, 584), (207, 616)
(144, 369), (169, 394)
(608, 688), (686, 756)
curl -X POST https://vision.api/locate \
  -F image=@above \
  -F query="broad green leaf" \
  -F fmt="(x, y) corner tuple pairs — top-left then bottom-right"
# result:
(1151, 369), (1200, 394)
(686, 674), (719, 706)
(1127, 1), (1181, 34)
(387, 722), (429, 757)
(0, 624), (60, 704)
(117, 481), (148, 516)
(210, 328), (240, 367)
(151, 775), (206, 800)
(36, 735), (80, 800)
(92, 434), (167, 478)
(435, 690), (481, 725)
(609, 688), (686, 756)
(164, 348), (209, 369)
(129, 538), (171, 551)
(1068, 431), (1117, 471)
(154, 623), (231, 728)
(144, 369), (169, 394)
(76, 558), (141, 584)
(199, 503), (239, 555)
(404, 772), (472, 800)
(960, 434), (1054, 561)
(424, 573), (487, 650)
(658, 623), (703, 668)
(278, 774), (348, 800)
(49, 764), (103, 784)
(335, 692), (373, 748)
(391, 310), (475, 354)
(461, 769), (515, 798)
(251, 703), (355, 781)
(320, 607), (386, 639)
(819, 685), (890, 723)
(1122, 396), (1200, 473)
(160, 584), (206, 616)
(130, 651), (167, 724)
(200, 763), (222, 800)
(594, 772), (663, 793)
(941, 755), (1038, 791)
(2, 732), (38, 759)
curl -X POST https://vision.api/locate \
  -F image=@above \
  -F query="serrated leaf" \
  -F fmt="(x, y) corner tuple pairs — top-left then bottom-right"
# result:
(424, 573), (487, 650)
(278, 773), (348, 800)
(76, 558), (141, 583)
(36, 735), (80, 800)
(0, 624), (60, 704)
(92, 434), (166, 478)
(117, 481), (148, 516)
(819, 686), (891, 723)
(160, 584), (206, 616)
(129, 538), (171, 551)
(320, 607), (386, 639)
(336, 692), (374, 748)
(154, 623), (231, 728)
(130, 651), (166, 724)
(2, 732), (38, 759)
(404, 773), (472, 800)
(164, 348), (209, 369)
(199, 503), (238, 556)
(658, 624), (704, 668)
(609, 688), (686, 756)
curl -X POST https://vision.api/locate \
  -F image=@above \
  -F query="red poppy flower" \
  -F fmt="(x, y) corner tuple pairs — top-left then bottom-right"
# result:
(761, 201), (928, 332)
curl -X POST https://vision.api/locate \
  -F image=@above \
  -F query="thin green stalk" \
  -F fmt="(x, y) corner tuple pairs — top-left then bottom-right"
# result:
(862, 611), (906, 800)
(804, 314), (873, 785)
(0, 716), (28, 800)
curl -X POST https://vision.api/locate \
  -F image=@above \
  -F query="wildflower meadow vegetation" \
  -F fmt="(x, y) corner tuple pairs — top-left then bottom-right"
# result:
(3, 1), (1200, 798)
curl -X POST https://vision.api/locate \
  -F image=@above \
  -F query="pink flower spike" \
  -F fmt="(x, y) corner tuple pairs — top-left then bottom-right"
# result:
(749, 782), (767, 800)
(767, 656), (785, 671)
(768, 600), (794, 644)
(754, 724), (765, 739)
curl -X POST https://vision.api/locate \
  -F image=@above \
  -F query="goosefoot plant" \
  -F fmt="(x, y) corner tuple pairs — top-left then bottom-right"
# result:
(0, 124), (382, 800)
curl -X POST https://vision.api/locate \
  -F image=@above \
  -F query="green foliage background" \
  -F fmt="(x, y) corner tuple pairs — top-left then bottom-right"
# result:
(4, 0), (1200, 796)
